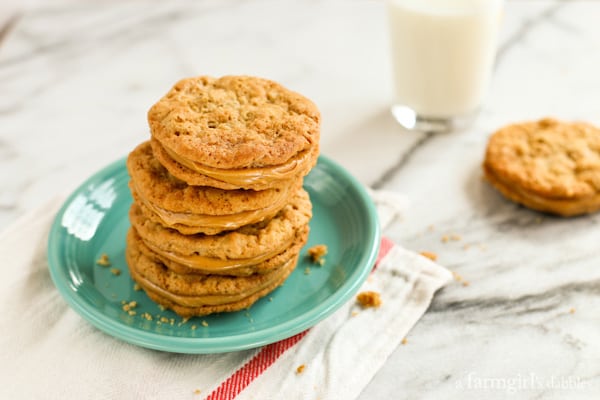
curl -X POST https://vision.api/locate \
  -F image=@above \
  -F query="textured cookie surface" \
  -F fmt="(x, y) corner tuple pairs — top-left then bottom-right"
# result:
(148, 75), (320, 169)
(129, 187), (312, 260)
(126, 239), (298, 317)
(130, 225), (309, 276)
(151, 138), (318, 191)
(127, 141), (294, 215)
(128, 141), (298, 234)
(484, 118), (600, 216)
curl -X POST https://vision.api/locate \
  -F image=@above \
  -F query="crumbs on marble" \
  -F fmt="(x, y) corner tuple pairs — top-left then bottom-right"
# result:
(193, 389), (201, 395)
(96, 253), (111, 267)
(356, 291), (382, 308)
(296, 364), (306, 374)
(419, 251), (438, 261)
(569, 308), (576, 314)
(307, 244), (327, 265)
(441, 234), (461, 243)
(452, 271), (470, 287)
(401, 337), (408, 345)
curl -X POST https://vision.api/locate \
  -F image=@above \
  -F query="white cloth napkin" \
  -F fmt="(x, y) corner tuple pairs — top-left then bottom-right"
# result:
(0, 192), (451, 400)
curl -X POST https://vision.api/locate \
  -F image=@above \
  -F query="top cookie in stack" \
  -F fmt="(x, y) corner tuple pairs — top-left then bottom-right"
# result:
(148, 75), (320, 191)
(125, 75), (320, 317)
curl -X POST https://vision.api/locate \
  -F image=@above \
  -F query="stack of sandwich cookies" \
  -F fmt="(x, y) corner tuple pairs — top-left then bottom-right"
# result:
(126, 75), (320, 317)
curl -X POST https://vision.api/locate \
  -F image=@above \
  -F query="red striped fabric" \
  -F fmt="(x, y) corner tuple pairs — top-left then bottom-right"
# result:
(205, 237), (394, 400)
(374, 237), (395, 270)
(205, 330), (309, 400)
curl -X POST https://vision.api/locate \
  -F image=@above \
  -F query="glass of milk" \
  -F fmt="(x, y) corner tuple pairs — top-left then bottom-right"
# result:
(386, 0), (504, 132)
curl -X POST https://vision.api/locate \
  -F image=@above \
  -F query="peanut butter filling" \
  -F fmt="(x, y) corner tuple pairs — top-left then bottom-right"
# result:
(133, 258), (293, 306)
(132, 182), (289, 230)
(142, 235), (294, 271)
(162, 143), (312, 186)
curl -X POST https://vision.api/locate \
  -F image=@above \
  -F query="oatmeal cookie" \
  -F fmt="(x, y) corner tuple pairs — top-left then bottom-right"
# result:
(483, 118), (600, 216)
(126, 236), (298, 317)
(127, 141), (299, 234)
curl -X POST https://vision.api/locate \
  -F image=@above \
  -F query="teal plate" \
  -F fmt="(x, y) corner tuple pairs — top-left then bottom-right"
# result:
(47, 155), (380, 354)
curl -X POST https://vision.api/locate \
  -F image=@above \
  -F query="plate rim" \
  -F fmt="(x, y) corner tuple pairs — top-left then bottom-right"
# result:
(47, 155), (380, 353)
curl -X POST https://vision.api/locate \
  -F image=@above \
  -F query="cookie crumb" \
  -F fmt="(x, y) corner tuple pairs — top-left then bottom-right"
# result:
(122, 301), (137, 312)
(356, 291), (382, 308)
(133, 283), (141, 291)
(419, 251), (438, 261)
(141, 312), (153, 321)
(401, 338), (408, 345)
(450, 234), (462, 241)
(193, 389), (201, 395)
(307, 244), (328, 264)
(268, 297), (274, 302)
(351, 311), (359, 317)
(462, 281), (470, 287)
(296, 364), (306, 374)
(158, 305), (166, 311)
(304, 267), (311, 275)
(191, 325), (197, 330)
(569, 308), (576, 314)
(441, 235), (450, 243)
(201, 320), (209, 327)
(96, 253), (111, 267)
(128, 310), (136, 316)
(110, 268), (121, 276)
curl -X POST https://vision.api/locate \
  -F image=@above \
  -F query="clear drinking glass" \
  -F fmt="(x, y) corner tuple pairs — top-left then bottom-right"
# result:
(386, 0), (504, 132)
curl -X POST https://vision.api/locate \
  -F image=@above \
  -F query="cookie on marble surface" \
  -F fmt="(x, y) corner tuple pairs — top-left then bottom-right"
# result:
(129, 187), (312, 262)
(147, 75), (320, 190)
(126, 236), (298, 317)
(127, 141), (298, 235)
(483, 118), (600, 216)
(129, 224), (309, 276)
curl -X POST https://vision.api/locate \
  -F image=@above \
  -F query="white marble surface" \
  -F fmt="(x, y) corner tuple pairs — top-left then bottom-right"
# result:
(1, 0), (600, 398)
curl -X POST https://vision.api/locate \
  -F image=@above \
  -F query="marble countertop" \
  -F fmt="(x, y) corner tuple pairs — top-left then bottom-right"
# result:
(1, 0), (599, 398)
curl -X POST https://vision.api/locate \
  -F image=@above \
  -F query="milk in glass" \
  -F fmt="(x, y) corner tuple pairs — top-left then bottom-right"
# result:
(387, 0), (503, 130)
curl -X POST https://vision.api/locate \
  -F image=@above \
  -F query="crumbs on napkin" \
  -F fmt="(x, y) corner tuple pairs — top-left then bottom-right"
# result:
(96, 253), (111, 266)
(296, 364), (306, 374)
(307, 244), (327, 265)
(356, 291), (382, 309)
(419, 251), (438, 261)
